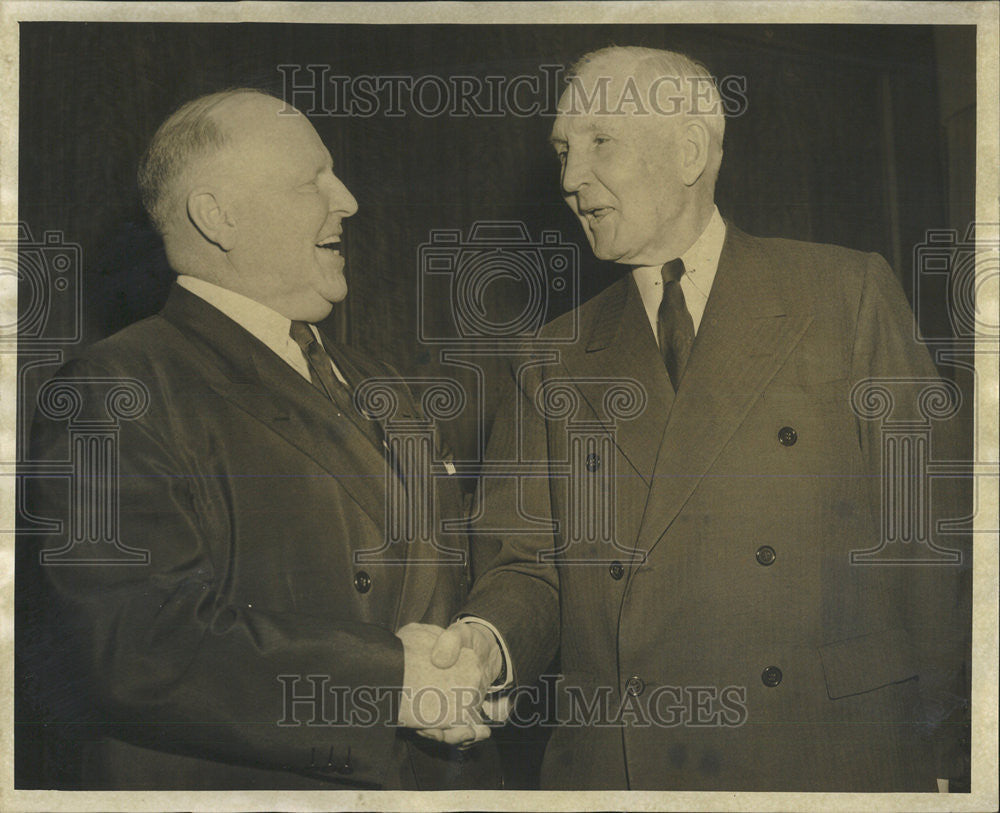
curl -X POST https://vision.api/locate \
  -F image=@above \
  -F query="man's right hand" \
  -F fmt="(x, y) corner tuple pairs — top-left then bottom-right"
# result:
(430, 620), (503, 684)
(396, 623), (492, 746)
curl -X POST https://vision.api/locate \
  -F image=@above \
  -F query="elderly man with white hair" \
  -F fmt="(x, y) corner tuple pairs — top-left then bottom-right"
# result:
(425, 45), (968, 792)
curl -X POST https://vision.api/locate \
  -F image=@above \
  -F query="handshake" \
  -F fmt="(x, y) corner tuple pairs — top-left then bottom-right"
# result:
(395, 621), (505, 747)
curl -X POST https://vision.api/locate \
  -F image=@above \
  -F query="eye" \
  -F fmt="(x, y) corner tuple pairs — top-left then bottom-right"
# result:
(594, 135), (611, 146)
(555, 149), (568, 164)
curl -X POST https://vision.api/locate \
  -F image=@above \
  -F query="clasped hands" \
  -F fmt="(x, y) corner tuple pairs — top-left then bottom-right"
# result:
(396, 621), (503, 747)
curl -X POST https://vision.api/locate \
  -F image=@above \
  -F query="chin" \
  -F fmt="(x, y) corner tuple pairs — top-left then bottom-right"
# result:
(326, 278), (348, 304)
(590, 243), (617, 262)
(300, 289), (342, 322)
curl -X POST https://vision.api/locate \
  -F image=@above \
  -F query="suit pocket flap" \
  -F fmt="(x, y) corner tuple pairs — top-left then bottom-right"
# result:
(819, 628), (917, 699)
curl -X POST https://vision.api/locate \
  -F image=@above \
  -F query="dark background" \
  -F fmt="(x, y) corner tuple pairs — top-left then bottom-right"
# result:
(16, 22), (976, 789)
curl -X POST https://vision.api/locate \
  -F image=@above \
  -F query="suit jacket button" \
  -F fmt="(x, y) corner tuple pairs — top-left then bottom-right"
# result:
(761, 666), (783, 687)
(353, 571), (372, 593)
(777, 426), (797, 446)
(585, 453), (601, 472)
(755, 545), (776, 566)
(625, 675), (645, 696)
(609, 561), (624, 580)
(339, 759), (353, 775)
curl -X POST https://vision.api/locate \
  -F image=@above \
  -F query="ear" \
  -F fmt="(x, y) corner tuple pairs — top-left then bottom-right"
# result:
(186, 188), (236, 251)
(679, 118), (711, 187)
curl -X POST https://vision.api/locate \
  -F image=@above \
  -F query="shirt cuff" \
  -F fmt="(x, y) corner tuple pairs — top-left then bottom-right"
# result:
(456, 616), (514, 690)
(456, 616), (516, 722)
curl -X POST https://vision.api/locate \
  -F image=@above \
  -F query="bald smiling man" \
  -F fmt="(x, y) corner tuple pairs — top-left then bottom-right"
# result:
(22, 90), (499, 791)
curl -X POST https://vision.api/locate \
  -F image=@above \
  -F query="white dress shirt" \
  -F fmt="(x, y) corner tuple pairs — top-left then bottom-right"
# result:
(631, 206), (727, 343)
(176, 275), (348, 386)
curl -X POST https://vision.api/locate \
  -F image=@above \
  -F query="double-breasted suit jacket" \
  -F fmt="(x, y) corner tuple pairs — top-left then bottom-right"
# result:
(462, 224), (969, 791)
(21, 284), (499, 790)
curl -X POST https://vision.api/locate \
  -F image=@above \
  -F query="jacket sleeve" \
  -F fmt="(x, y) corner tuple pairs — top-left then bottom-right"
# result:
(849, 253), (972, 782)
(459, 356), (561, 687)
(24, 357), (404, 786)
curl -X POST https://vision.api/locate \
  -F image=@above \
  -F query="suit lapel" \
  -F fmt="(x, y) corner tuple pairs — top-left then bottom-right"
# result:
(558, 275), (675, 486)
(162, 285), (446, 627)
(633, 226), (814, 560)
(160, 285), (389, 532)
(324, 336), (443, 627)
(322, 341), (397, 457)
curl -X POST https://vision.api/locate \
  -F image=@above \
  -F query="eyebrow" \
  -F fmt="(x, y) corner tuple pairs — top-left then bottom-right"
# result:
(549, 119), (616, 146)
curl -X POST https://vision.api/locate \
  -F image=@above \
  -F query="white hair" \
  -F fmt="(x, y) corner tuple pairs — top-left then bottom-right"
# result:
(567, 46), (726, 148)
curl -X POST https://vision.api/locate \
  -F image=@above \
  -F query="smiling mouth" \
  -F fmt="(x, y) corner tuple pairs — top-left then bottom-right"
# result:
(315, 236), (342, 255)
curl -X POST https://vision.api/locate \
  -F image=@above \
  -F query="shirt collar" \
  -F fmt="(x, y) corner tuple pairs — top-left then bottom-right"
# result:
(176, 274), (298, 352)
(679, 206), (726, 298)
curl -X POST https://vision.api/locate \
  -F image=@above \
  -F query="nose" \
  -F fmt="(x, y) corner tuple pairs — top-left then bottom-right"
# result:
(560, 149), (591, 196)
(323, 171), (359, 217)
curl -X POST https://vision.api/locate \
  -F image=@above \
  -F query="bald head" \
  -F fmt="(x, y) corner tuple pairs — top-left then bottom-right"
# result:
(138, 88), (358, 321)
(137, 88), (274, 235)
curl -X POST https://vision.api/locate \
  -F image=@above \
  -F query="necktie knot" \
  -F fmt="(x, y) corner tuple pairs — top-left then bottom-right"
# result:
(660, 258), (685, 286)
(289, 319), (316, 353)
(289, 319), (340, 401)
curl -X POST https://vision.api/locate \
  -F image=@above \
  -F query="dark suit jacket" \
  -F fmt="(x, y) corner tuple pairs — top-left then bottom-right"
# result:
(21, 284), (499, 790)
(463, 225), (970, 791)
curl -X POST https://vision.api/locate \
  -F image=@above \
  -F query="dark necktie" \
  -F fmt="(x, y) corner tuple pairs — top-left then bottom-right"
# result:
(289, 321), (395, 480)
(289, 320), (347, 403)
(289, 319), (386, 450)
(657, 258), (695, 391)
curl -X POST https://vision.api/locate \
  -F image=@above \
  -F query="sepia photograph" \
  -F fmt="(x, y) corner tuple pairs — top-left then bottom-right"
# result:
(1, 2), (997, 811)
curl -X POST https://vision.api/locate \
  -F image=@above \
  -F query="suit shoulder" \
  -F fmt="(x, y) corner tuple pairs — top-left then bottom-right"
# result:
(750, 232), (879, 276)
(61, 315), (180, 376)
(738, 230), (897, 310)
